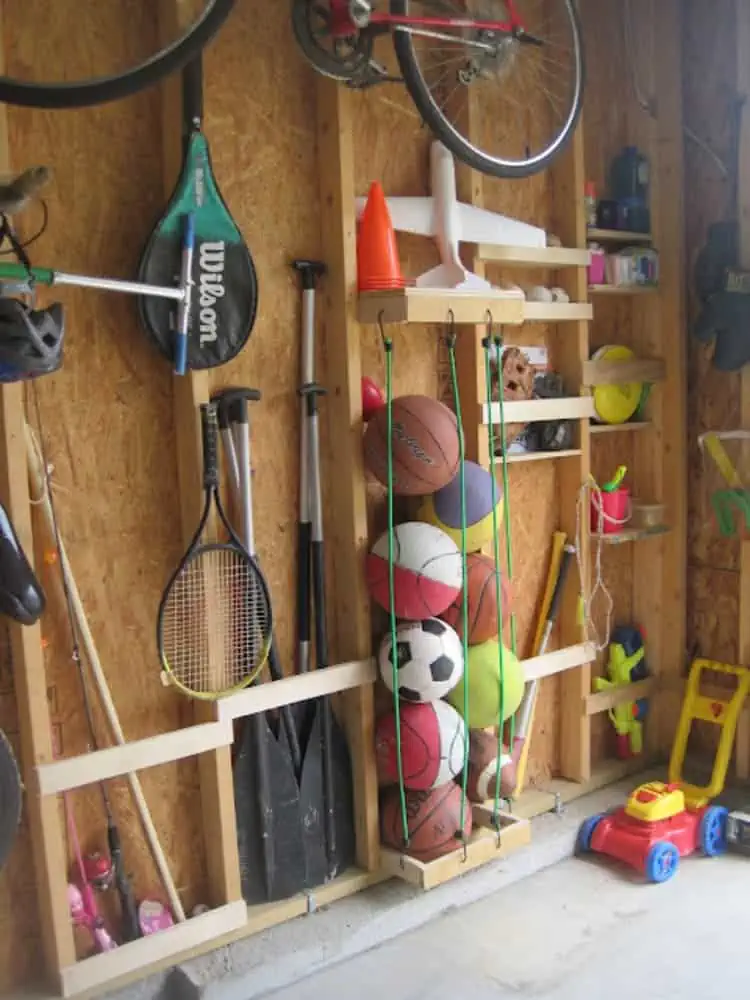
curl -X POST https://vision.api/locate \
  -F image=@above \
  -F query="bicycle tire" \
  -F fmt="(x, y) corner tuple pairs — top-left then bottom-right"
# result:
(391, 0), (585, 180)
(0, 0), (237, 110)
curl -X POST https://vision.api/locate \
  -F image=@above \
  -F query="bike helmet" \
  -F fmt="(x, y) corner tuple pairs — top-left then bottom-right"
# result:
(0, 297), (64, 382)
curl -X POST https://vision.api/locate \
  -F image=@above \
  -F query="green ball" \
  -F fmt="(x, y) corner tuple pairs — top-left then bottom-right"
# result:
(446, 640), (524, 729)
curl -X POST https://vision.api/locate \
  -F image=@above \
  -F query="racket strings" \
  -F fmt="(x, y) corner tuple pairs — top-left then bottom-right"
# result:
(161, 547), (270, 694)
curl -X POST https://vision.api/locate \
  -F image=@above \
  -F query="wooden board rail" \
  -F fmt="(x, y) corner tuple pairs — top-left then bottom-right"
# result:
(216, 659), (377, 722)
(478, 244), (591, 267)
(483, 396), (596, 426)
(36, 721), (234, 796)
(357, 287), (525, 326)
(523, 643), (596, 683)
(60, 902), (247, 998)
(582, 357), (666, 387)
(585, 677), (656, 716)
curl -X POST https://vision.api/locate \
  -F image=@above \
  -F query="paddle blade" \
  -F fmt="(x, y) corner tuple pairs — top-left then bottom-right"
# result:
(137, 132), (257, 370)
(233, 715), (307, 903)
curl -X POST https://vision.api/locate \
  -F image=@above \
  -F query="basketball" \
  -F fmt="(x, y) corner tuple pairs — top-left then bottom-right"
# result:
(466, 729), (515, 802)
(366, 522), (462, 619)
(380, 783), (473, 862)
(441, 553), (512, 645)
(378, 618), (464, 702)
(363, 395), (460, 496)
(375, 700), (466, 790)
(446, 640), (525, 729)
(418, 461), (503, 552)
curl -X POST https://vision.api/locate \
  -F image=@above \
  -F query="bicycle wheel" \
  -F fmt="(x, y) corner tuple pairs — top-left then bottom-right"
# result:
(0, 0), (236, 109)
(391, 0), (584, 179)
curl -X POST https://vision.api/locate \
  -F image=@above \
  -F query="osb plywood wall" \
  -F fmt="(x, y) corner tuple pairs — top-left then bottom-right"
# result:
(683, 0), (742, 664)
(0, 1), (669, 992)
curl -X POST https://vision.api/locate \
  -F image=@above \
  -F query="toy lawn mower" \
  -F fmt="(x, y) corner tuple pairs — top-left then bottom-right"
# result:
(577, 658), (750, 883)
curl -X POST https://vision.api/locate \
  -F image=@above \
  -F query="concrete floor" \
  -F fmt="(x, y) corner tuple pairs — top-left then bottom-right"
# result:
(265, 851), (750, 999)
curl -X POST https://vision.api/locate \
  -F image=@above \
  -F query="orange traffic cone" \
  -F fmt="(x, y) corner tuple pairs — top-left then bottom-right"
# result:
(357, 182), (406, 292)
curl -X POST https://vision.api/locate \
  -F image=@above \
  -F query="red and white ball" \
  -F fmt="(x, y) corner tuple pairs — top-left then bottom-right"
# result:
(375, 700), (466, 790)
(366, 522), (462, 620)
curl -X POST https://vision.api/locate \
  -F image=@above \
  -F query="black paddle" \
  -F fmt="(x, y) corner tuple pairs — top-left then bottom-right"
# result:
(293, 260), (356, 881)
(213, 389), (308, 903)
(137, 55), (257, 371)
(0, 727), (20, 873)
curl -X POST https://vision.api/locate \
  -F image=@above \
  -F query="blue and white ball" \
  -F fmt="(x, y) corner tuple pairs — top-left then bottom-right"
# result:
(378, 618), (464, 703)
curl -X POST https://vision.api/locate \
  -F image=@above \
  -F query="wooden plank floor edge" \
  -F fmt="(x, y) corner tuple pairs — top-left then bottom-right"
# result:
(59, 870), (385, 999)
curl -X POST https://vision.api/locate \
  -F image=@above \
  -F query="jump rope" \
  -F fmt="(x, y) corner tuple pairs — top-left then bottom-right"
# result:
(380, 312), (516, 848)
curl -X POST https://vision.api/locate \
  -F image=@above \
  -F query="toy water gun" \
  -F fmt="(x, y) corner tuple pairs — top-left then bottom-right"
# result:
(594, 625), (649, 758)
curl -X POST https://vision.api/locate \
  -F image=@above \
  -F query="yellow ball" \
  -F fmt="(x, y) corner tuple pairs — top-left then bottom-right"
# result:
(446, 640), (524, 729)
(418, 493), (504, 554)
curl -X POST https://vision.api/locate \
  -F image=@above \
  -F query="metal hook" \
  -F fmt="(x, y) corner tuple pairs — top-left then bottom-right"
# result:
(445, 309), (457, 350)
(377, 310), (392, 351)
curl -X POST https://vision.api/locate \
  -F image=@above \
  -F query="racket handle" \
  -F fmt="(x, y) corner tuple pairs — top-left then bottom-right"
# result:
(174, 213), (196, 376)
(200, 404), (219, 487)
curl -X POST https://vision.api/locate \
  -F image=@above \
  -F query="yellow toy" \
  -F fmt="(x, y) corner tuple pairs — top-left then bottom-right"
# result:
(669, 657), (750, 808)
(578, 658), (750, 883)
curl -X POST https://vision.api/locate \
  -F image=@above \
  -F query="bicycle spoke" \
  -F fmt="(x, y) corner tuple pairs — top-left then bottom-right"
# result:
(391, 0), (583, 175)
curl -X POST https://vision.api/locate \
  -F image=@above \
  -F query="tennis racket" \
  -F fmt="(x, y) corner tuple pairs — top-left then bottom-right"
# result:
(157, 403), (272, 699)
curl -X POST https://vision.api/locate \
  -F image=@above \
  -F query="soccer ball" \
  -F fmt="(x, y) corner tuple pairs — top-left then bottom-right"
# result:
(378, 618), (464, 703)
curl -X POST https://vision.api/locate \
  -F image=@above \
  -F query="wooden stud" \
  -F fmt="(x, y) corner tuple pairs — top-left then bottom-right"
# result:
(551, 120), (592, 783)
(0, 10), (75, 983)
(315, 79), (380, 873)
(0, 386), (75, 983)
(158, 0), (241, 909)
(631, 0), (687, 761)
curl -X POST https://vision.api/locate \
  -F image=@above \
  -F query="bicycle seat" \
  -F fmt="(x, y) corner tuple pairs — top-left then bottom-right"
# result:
(0, 501), (45, 626)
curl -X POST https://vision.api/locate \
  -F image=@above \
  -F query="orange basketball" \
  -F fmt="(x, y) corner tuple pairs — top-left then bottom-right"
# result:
(441, 553), (512, 645)
(380, 784), (472, 862)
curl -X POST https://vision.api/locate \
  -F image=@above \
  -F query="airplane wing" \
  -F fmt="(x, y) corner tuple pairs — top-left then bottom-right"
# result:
(456, 202), (546, 248)
(354, 196), (436, 238)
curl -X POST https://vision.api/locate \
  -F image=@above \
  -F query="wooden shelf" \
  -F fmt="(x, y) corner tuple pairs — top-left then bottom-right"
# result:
(478, 244), (591, 268)
(587, 228), (653, 244)
(505, 449), (582, 464)
(589, 284), (659, 295)
(380, 810), (530, 891)
(511, 757), (656, 820)
(590, 421), (652, 435)
(594, 524), (671, 546)
(357, 287), (524, 326)
(484, 396), (596, 426)
(583, 357), (666, 387)
(523, 301), (593, 323)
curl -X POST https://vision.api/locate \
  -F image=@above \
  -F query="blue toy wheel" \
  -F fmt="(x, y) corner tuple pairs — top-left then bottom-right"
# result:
(576, 814), (604, 855)
(700, 805), (728, 857)
(645, 841), (679, 883)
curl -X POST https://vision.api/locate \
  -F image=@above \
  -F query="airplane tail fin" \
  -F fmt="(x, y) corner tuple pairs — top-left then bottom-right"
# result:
(416, 262), (493, 291)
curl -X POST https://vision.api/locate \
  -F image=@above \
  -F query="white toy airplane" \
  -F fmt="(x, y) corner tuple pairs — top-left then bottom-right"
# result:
(355, 141), (546, 292)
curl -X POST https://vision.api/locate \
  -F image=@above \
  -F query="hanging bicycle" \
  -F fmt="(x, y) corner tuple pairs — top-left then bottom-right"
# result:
(294, 0), (585, 178)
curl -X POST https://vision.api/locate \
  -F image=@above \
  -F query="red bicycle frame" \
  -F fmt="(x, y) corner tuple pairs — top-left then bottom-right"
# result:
(328, 1), (526, 39)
